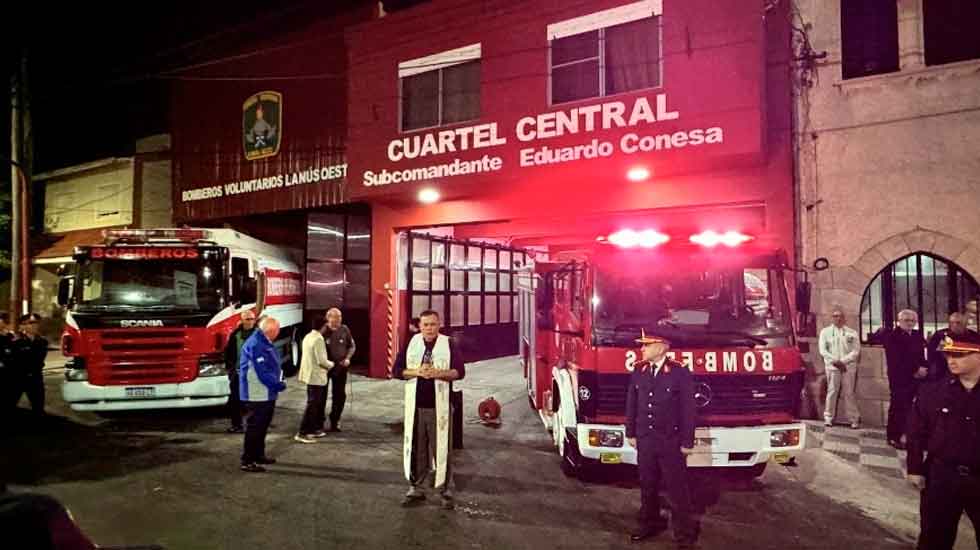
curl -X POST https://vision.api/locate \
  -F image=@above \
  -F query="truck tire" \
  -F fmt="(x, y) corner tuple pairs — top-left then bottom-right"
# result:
(560, 428), (597, 480)
(731, 462), (767, 480)
(281, 328), (300, 378)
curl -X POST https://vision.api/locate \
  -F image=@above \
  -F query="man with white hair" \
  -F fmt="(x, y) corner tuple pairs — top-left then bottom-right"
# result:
(239, 316), (286, 472)
(819, 307), (861, 428)
(323, 307), (356, 432)
(926, 312), (980, 381)
(882, 309), (927, 449)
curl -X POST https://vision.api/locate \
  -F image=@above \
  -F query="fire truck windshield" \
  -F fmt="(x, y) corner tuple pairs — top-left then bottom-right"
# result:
(74, 256), (225, 312)
(592, 264), (793, 347)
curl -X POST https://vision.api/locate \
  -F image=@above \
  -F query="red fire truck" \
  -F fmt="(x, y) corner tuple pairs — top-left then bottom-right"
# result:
(518, 228), (807, 478)
(56, 228), (303, 411)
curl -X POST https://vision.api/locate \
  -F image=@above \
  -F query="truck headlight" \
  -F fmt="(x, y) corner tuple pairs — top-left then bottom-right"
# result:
(64, 357), (88, 381)
(198, 356), (226, 377)
(770, 429), (801, 448)
(588, 429), (624, 448)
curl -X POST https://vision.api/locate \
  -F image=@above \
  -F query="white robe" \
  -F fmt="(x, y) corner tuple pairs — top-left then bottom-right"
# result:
(403, 333), (452, 488)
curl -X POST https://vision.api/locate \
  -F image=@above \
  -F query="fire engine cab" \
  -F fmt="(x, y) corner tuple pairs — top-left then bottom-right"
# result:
(518, 228), (807, 478)
(56, 228), (303, 411)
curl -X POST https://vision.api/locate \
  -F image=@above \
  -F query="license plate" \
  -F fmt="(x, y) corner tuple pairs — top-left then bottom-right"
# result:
(125, 387), (156, 399)
(600, 453), (622, 464)
(773, 452), (791, 464)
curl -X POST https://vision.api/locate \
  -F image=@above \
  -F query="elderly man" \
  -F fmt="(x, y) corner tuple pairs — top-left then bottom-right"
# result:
(295, 313), (334, 443)
(239, 317), (286, 473)
(927, 312), (980, 381)
(626, 331), (697, 547)
(392, 309), (465, 510)
(323, 308), (356, 432)
(907, 336), (980, 550)
(819, 307), (861, 428)
(223, 310), (257, 433)
(882, 309), (927, 449)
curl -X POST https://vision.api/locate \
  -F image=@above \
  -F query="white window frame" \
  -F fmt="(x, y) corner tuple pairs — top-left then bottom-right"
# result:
(398, 43), (482, 133)
(547, 0), (664, 106)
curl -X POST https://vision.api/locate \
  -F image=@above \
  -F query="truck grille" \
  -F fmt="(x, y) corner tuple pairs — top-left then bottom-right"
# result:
(89, 330), (195, 385)
(589, 372), (802, 420)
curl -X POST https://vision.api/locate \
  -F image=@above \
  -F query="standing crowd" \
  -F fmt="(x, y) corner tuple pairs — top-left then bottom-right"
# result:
(820, 306), (980, 550)
(1, 312), (50, 418)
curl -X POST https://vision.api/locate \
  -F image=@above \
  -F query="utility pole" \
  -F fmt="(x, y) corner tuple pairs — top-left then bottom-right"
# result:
(10, 50), (22, 315)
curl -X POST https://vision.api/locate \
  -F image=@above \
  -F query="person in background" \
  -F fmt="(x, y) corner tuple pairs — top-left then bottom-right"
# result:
(295, 312), (334, 444)
(819, 307), (861, 428)
(239, 317), (286, 473)
(906, 336), (980, 550)
(0, 312), (15, 414)
(882, 309), (927, 449)
(926, 312), (980, 382)
(408, 317), (421, 335)
(323, 308), (356, 432)
(223, 310), (257, 433)
(12, 314), (48, 416)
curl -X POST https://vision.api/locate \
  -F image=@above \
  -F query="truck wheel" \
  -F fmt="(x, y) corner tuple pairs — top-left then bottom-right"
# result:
(560, 428), (596, 480)
(281, 328), (300, 378)
(732, 462), (767, 480)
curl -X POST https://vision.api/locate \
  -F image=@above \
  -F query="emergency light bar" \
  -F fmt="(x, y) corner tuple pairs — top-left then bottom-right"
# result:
(102, 229), (212, 244)
(603, 229), (670, 248)
(689, 230), (753, 247)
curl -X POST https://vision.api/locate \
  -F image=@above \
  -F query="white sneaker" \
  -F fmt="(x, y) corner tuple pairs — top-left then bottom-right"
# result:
(850, 422), (860, 429)
(294, 434), (316, 444)
(824, 420), (833, 427)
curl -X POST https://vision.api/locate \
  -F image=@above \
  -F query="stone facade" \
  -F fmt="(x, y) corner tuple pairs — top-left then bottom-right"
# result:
(794, 0), (980, 426)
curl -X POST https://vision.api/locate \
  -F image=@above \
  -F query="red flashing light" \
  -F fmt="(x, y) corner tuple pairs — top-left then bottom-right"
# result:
(606, 229), (670, 248)
(626, 167), (650, 182)
(690, 230), (753, 247)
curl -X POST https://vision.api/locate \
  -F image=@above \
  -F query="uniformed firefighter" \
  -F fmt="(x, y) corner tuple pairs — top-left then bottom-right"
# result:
(907, 336), (980, 550)
(626, 331), (697, 547)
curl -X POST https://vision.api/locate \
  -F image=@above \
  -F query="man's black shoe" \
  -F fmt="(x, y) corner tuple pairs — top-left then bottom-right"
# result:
(256, 457), (277, 465)
(329, 425), (342, 433)
(630, 525), (667, 543)
(240, 463), (266, 473)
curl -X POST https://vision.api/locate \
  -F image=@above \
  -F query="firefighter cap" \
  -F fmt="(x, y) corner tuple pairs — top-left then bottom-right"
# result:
(636, 329), (670, 346)
(940, 335), (980, 355)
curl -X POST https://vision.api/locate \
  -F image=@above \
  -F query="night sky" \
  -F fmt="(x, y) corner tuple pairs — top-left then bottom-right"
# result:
(2, 0), (378, 174)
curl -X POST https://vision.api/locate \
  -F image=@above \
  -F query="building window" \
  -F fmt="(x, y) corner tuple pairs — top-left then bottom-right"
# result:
(840, 0), (899, 80)
(399, 44), (481, 132)
(860, 252), (979, 343)
(924, 0), (980, 66)
(549, 1), (662, 104)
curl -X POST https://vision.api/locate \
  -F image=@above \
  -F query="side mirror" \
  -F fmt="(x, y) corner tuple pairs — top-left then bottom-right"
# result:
(57, 277), (73, 307)
(796, 281), (812, 316)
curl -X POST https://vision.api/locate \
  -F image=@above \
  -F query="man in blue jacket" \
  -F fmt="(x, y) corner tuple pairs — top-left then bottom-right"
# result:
(239, 316), (287, 473)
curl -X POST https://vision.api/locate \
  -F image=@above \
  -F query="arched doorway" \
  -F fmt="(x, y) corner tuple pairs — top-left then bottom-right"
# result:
(859, 252), (979, 343)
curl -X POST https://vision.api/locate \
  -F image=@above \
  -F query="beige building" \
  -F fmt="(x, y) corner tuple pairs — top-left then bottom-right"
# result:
(793, 1), (980, 426)
(30, 135), (173, 341)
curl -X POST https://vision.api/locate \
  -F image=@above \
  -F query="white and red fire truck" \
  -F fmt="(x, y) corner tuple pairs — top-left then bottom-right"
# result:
(518, 228), (807, 478)
(56, 228), (303, 411)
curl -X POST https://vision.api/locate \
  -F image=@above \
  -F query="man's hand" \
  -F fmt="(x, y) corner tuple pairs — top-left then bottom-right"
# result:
(342, 359), (351, 367)
(627, 437), (637, 448)
(276, 381), (287, 392)
(418, 365), (434, 379)
(915, 367), (929, 379)
(833, 360), (845, 369)
(680, 446), (694, 456)
(907, 474), (925, 491)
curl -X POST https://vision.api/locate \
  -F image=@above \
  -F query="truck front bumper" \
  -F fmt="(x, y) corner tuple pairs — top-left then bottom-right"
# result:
(575, 422), (807, 467)
(63, 376), (230, 411)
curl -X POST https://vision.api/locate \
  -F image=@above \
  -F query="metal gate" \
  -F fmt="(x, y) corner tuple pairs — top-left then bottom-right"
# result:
(403, 232), (528, 362)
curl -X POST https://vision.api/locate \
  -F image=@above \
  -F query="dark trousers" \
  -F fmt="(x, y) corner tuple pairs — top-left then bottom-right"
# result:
(299, 384), (328, 435)
(12, 374), (45, 414)
(241, 401), (276, 465)
(918, 462), (980, 550)
(887, 383), (916, 442)
(326, 367), (348, 427)
(227, 372), (244, 429)
(637, 435), (696, 541)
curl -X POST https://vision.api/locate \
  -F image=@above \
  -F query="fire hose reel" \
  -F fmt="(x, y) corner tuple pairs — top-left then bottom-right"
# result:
(478, 396), (502, 424)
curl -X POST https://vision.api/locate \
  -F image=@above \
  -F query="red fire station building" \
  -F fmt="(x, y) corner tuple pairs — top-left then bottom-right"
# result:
(172, 0), (795, 379)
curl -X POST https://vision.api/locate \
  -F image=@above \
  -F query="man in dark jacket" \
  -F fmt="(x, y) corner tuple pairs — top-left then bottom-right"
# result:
(223, 310), (257, 433)
(926, 312), (980, 382)
(883, 310), (928, 449)
(323, 308), (356, 432)
(0, 312), (15, 413)
(626, 331), (697, 548)
(12, 314), (48, 416)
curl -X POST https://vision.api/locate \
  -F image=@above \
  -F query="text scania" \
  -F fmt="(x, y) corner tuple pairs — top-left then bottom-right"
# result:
(120, 320), (165, 328)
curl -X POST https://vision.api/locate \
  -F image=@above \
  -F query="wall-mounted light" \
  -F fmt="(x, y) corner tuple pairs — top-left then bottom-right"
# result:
(418, 188), (440, 204)
(626, 166), (650, 182)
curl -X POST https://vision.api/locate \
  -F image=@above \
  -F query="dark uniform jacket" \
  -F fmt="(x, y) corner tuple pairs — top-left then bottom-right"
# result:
(625, 358), (696, 448)
(0, 332), (14, 376)
(882, 327), (926, 388)
(13, 334), (48, 377)
(907, 377), (980, 475)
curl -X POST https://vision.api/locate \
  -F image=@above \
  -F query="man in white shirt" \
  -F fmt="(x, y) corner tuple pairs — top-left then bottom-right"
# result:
(819, 307), (862, 428)
(294, 314), (335, 443)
